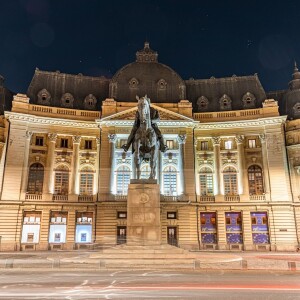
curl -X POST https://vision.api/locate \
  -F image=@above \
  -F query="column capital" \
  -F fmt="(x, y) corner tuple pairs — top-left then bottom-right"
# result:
(177, 134), (186, 145)
(108, 134), (117, 143)
(259, 133), (266, 143)
(72, 135), (81, 144)
(235, 135), (244, 144)
(48, 133), (57, 142)
(212, 136), (221, 146)
(26, 131), (33, 140)
(96, 137), (101, 145)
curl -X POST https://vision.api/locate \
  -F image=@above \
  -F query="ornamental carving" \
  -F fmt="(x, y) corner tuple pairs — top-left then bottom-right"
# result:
(266, 134), (282, 153)
(177, 134), (186, 144)
(259, 133), (266, 143)
(211, 137), (221, 146)
(26, 131), (33, 139)
(293, 102), (300, 116)
(72, 136), (81, 144)
(108, 134), (117, 143)
(157, 79), (167, 90)
(129, 78), (139, 88)
(219, 94), (232, 111)
(48, 133), (57, 142)
(139, 192), (150, 204)
(235, 135), (244, 144)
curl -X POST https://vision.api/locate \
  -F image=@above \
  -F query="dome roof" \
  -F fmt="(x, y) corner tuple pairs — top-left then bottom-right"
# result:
(109, 42), (186, 103)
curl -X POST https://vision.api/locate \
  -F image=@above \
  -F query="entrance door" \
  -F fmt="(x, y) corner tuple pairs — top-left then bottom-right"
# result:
(117, 226), (127, 245)
(167, 227), (178, 247)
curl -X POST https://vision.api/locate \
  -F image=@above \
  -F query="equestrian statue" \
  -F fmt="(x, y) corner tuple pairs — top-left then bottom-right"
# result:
(122, 95), (168, 180)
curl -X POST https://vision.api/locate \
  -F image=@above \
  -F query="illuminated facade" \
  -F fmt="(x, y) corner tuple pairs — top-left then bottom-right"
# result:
(0, 42), (299, 251)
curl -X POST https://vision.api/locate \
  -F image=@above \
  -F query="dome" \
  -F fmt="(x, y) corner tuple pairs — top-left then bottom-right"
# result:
(109, 42), (186, 103)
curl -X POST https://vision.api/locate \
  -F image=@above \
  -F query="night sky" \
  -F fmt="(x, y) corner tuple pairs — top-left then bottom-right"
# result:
(1, 0), (300, 94)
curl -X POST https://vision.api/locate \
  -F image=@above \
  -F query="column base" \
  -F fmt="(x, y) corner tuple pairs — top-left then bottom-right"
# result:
(214, 194), (224, 202)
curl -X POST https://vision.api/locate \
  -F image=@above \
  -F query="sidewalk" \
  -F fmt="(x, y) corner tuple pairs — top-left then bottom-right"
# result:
(0, 249), (299, 271)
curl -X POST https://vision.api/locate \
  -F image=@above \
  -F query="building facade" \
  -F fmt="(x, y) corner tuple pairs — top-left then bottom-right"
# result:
(0, 42), (299, 251)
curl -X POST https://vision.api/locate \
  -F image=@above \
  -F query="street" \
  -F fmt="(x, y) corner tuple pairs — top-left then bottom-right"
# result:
(0, 270), (299, 299)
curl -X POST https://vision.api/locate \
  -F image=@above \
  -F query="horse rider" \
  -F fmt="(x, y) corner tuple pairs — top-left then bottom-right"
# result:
(121, 99), (168, 153)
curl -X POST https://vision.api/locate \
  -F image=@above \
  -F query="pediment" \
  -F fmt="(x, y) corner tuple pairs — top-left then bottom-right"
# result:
(101, 104), (193, 122)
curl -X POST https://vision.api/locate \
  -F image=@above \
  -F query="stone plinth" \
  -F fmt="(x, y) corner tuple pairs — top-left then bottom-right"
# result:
(127, 179), (161, 246)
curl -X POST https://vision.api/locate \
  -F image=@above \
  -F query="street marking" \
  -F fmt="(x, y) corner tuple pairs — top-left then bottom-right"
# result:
(110, 271), (122, 276)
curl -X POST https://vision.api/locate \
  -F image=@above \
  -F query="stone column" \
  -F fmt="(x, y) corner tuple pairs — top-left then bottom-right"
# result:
(108, 134), (117, 194)
(235, 135), (249, 199)
(212, 137), (221, 199)
(216, 210), (227, 250)
(71, 136), (81, 197)
(259, 134), (270, 200)
(177, 134), (186, 195)
(20, 131), (33, 199)
(94, 137), (100, 196)
(242, 210), (254, 250)
(43, 133), (57, 198)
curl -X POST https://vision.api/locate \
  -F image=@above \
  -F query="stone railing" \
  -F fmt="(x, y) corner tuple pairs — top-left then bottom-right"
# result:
(194, 106), (278, 123)
(114, 195), (127, 201)
(160, 195), (186, 202)
(78, 195), (95, 202)
(199, 195), (215, 202)
(224, 195), (240, 202)
(249, 194), (266, 201)
(53, 195), (68, 202)
(25, 194), (43, 201)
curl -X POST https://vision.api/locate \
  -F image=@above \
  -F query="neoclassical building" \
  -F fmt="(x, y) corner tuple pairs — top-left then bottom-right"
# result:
(0, 42), (299, 251)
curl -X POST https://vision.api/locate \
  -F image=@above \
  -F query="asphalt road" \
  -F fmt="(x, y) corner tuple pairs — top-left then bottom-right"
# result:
(0, 270), (300, 299)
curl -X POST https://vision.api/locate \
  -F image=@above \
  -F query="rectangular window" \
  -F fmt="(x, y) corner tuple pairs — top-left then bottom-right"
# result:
(85, 140), (92, 150)
(54, 233), (61, 243)
(166, 140), (174, 149)
(117, 212), (127, 219)
(224, 140), (232, 150)
(80, 173), (94, 195)
(200, 141), (208, 150)
(27, 233), (34, 243)
(200, 212), (217, 244)
(35, 136), (44, 146)
(225, 212), (243, 244)
(251, 212), (269, 244)
(199, 174), (214, 195)
(81, 233), (87, 242)
(248, 139), (256, 148)
(61, 138), (68, 148)
(167, 212), (177, 219)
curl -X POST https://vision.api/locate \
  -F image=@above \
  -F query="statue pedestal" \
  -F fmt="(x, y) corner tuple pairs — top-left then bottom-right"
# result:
(127, 179), (161, 246)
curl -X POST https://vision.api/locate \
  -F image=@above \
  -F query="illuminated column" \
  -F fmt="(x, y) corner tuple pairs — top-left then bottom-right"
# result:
(177, 134), (186, 195)
(212, 137), (221, 196)
(94, 137), (100, 195)
(259, 134), (270, 200)
(44, 133), (57, 195)
(108, 134), (117, 194)
(20, 131), (33, 197)
(235, 135), (248, 196)
(216, 211), (227, 250)
(71, 135), (81, 195)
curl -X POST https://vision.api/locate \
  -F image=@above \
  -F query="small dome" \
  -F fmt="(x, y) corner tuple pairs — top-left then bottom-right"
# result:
(109, 42), (186, 103)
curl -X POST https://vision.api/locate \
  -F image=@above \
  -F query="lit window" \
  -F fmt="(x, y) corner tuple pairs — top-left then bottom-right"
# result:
(200, 141), (208, 150)
(163, 166), (178, 195)
(27, 163), (44, 194)
(35, 136), (44, 146)
(248, 139), (256, 148)
(80, 169), (94, 195)
(248, 165), (264, 195)
(223, 167), (238, 195)
(60, 138), (68, 148)
(224, 140), (232, 150)
(167, 212), (177, 219)
(166, 140), (174, 149)
(54, 166), (69, 195)
(199, 167), (214, 196)
(85, 140), (92, 150)
(116, 165), (131, 195)
(117, 212), (127, 219)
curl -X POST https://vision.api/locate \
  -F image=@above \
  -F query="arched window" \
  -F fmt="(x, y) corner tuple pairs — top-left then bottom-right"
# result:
(163, 166), (178, 195)
(223, 166), (238, 195)
(248, 165), (264, 195)
(80, 167), (94, 195)
(116, 165), (131, 195)
(199, 167), (214, 196)
(140, 164), (150, 179)
(27, 163), (44, 194)
(54, 165), (69, 195)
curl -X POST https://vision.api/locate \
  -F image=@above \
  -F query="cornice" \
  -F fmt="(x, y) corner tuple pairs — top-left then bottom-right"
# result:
(5, 112), (99, 128)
